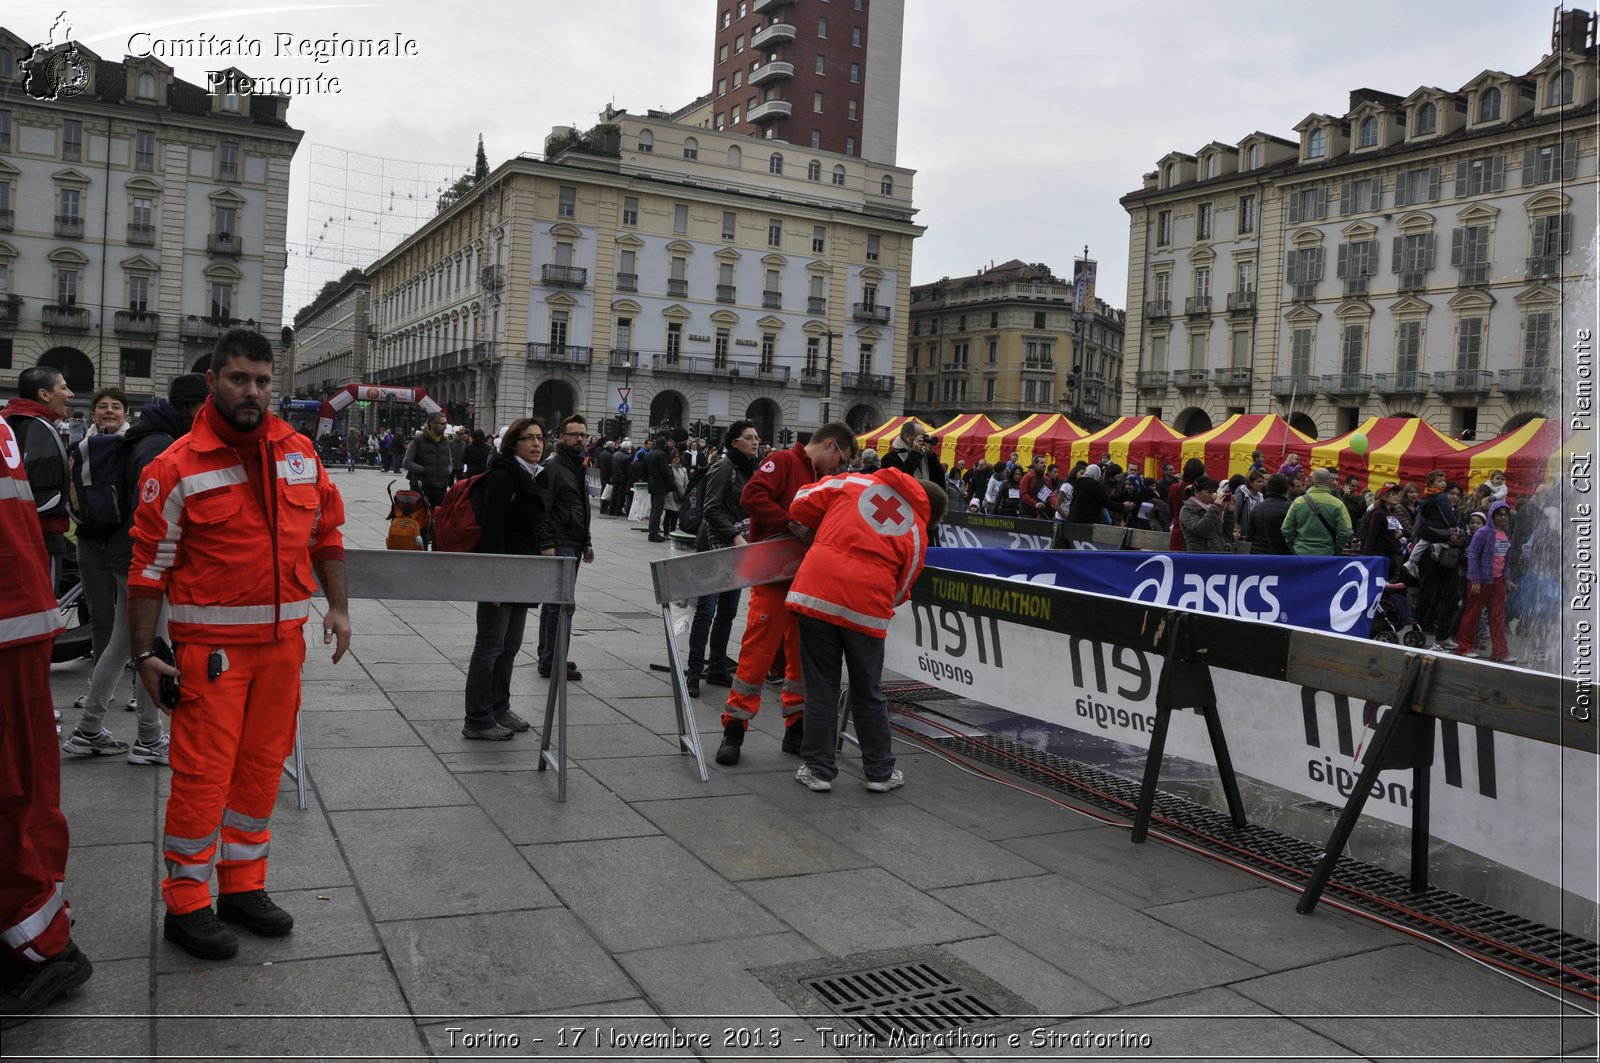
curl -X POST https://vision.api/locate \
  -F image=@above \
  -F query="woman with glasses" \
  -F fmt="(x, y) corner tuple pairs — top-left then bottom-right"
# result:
(462, 416), (548, 740)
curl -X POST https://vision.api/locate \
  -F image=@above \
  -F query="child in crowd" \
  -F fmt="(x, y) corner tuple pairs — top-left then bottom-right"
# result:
(784, 469), (946, 793)
(1456, 500), (1516, 663)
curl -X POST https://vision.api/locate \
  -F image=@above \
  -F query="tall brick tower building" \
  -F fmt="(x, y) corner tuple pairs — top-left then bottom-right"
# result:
(709, 0), (904, 164)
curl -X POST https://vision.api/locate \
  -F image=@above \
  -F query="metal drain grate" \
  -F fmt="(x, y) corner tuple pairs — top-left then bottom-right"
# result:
(805, 961), (1001, 1042)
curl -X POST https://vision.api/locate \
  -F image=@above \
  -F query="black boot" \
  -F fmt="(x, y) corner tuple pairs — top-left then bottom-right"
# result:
(217, 890), (294, 937)
(164, 907), (239, 959)
(714, 721), (745, 765)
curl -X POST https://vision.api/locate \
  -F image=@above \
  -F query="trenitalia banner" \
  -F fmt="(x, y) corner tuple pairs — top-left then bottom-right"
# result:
(883, 567), (1599, 903)
(925, 546), (1390, 638)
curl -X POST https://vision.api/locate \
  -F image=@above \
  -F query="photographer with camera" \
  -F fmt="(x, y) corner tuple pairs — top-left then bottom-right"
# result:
(882, 422), (944, 487)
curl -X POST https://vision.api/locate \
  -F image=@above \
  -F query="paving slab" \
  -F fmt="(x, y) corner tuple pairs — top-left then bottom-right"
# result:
(254, 787), (355, 893)
(561, 721), (685, 759)
(308, 745), (472, 810)
(932, 874), (1265, 1005)
(1232, 944), (1596, 1059)
(56, 760), (159, 846)
(461, 766), (661, 844)
(372, 663), (469, 694)
(0, 957), (152, 1059)
(299, 708), (421, 747)
(795, 802), (1046, 889)
(886, 751), (1106, 840)
(635, 794), (872, 881)
(333, 805), (560, 920)
(154, 953), (425, 1058)
(527, 835), (785, 951)
(62, 842), (156, 963)
(999, 825), (1262, 908)
(942, 935), (1120, 1016)
(734, 765), (890, 808)
(1142, 886), (1399, 970)
(582, 753), (750, 802)
(156, 885), (380, 973)
(378, 909), (636, 1016)
(743, 867), (989, 955)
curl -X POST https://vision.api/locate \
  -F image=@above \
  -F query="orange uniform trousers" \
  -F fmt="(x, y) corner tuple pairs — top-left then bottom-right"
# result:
(722, 580), (805, 730)
(162, 637), (306, 915)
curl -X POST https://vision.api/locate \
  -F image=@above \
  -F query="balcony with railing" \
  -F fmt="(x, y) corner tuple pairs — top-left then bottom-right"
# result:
(756, 363), (792, 383)
(541, 264), (588, 288)
(1374, 371), (1430, 395)
(207, 231), (242, 257)
(42, 303), (90, 331)
(1226, 290), (1256, 314)
(668, 278), (689, 298)
(807, 295), (826, 315)
(179, 315), (242, 342)
(1020, 359), (1054, 373)
(841, 372), (894, 393)
(649, 352), (724, 378)
(716, 284), (737, 303)
(615, 272), (639, 292)
(799, 366), (824, 389)
(747, 98), (793, 122)
(127, 222), (155, 246)
(1433, 369), (1493, 396)
(1499, 366), (1560, 394)
(526, 342), (593, 366)
(1458, 263), (1491, 287)
(752, 0), (792, 13)
(1343, 276), (1370, 299)
(1270, 374), (1319, 397)
(762, 290), (783, 309)
(1213, 367), (1252, 391)
(851, 302), (891, 324)
(1184, 296), (1212, 317)
(480, 265), (505, 290)
(1290, 283), (1317, 302)
(1135, 370), (1170, 390)
(1321, 372), (1372, 396)
(1172, 368), (1210, 391)
(55, 215), (83, 239)
(0, 208), (13, 232)
(751, 22), (796, 47)
(607, 348), (641, 373)
(1144, 300), (1171, 319)
(114, 309), (159, 336)
(750, 61), (794, 86)
(0, 297), (20, 329)
(1525, 255), (1561, 281)
(1396, 270), (1426, 292)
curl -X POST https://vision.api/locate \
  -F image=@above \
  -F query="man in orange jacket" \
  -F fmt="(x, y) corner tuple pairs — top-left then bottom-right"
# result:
(715, 422), (857, 765)
(0, 413), (93, 1027)
(128, 329), (351, 961)
(786, 467), (944, 792)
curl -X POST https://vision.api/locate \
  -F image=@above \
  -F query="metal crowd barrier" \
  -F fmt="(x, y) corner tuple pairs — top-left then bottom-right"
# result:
(940, 511), (1172, 552)
(306, 549), (581, 805)
(905, 564), (1596, 914)
(648, 538), (808, 781)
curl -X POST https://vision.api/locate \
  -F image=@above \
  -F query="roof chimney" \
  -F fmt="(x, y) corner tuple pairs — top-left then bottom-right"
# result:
(1555, 7), (1596, 54)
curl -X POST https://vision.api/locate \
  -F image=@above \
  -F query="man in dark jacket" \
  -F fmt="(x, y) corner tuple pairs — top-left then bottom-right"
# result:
(685, 421), (760, 698)
(1247, 474), (1294, 555)
(595, 442), (615, 508)
(461, 429), (491, 479)
(402, 413), (456, 548)
(645, 436), (674, 542)
(537, 413), (595, 681)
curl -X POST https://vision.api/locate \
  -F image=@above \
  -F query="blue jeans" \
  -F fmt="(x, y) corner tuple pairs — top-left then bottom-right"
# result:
(537, 544), (582, 670)
(687, 587), (741, 679)
(465, 602), (529, 728)
(797, 614), (893, 783)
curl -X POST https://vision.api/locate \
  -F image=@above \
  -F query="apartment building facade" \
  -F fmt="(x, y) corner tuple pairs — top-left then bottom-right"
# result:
(710, 0), (904, 164)
(906, 261), (1125, 428)
(360, 109), (921, 438)
(0, 28), (302, 406)
(1119, 9), (1596, 439)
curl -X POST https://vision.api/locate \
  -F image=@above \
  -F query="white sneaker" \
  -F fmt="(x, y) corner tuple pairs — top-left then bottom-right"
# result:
(865, 769), (905, 793)
(62, 728), (130, 757)
(794, 765), (832, 792)
(127, 734), (170, 766)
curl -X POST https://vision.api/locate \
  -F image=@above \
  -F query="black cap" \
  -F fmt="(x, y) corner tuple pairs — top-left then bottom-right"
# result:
(167, 374), (209, 406)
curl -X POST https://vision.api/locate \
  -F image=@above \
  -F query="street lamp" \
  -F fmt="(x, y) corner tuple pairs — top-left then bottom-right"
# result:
(822, 330), (836, 425)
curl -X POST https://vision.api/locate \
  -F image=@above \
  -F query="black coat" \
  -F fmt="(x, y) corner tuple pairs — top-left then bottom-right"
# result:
(645, 446), (674, 494)
(462, 441), (492, 479)
(697, 452), (753, 550)
(1248, 491), (1293, 555)
(539, 443), (592, 551)
(478, 452), (545, 556)
(1066, 476), (1110, 524)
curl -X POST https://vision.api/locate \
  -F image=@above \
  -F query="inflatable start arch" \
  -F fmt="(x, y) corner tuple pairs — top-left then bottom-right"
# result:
(315, 383), (443, 438)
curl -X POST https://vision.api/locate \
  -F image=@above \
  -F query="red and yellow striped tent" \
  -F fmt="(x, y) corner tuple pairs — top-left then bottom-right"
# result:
(981, 413), (1090, 468)
(1180, 414), (1316, 480)
(929, 413), (1002, 469)
(1310, 417), (1468, 490)
(856, 415), (919, 456)
(1442, 418), (1570, 499)
(1067, 416), (1185, 478)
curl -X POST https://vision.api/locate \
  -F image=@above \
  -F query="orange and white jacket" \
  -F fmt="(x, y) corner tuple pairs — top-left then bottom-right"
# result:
(784, 466), (931, 638)
(0, 415), (63, 649)
(128, 404), (345, 644)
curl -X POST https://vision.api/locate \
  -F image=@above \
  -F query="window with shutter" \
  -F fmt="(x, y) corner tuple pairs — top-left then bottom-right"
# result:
(1290, 328), (1314, 376)
(1523, 311), (1553, 367)
(1395, 321), (1421, 374)
(1341, 324), (1365, 374)
(1456, 316), (1484, 370)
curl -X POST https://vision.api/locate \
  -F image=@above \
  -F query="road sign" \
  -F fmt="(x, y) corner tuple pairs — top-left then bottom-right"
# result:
(617, 386), (632, 403)
(618, 402), (630, 414)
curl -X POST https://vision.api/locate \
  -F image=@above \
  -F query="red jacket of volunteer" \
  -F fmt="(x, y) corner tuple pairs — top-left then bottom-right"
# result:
(128, 408), (346, 644)
(0, 416), (63, 648)
(741, 442), (816, 542)
(784, 466), (931, 638)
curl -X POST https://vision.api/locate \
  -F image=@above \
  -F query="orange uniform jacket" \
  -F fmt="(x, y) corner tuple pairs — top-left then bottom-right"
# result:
(0, 416), (62, 649)
(128, 406), (345, 644)
(785, 466), (930, 638)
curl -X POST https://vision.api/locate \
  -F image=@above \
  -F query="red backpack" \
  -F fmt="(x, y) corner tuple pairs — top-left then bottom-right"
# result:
(432, 474), (489, 552)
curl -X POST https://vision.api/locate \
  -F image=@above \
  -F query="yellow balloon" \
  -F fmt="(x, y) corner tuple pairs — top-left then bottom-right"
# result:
(1349, 432), (1369, 456)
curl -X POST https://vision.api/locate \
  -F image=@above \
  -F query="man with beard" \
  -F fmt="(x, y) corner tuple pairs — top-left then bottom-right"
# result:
(128, 330), (351, 960)
(1, 367), (74, 578)
(537, 414), (596, 682)
(402, 412), (456, 548)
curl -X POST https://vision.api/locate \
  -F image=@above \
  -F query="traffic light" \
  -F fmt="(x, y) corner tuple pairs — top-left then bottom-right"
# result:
(1066, 364), (1082, 392)
(779, 428), (794, 447)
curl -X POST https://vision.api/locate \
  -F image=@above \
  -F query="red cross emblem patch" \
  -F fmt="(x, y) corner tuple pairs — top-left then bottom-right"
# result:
(858, 484), (914, 536)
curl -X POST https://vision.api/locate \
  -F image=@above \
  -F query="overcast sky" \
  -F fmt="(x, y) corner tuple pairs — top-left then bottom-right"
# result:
(14, 0), (1573, 313)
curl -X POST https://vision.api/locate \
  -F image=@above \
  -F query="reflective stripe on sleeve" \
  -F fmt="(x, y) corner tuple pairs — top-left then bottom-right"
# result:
(141, 465), (248, 582)
(168, 599), (312, 626)
(784, 591), (891, 632)
(894, 524), (923, 605)
(0, 607), (67, 644)
(0, 882), (65, 948)
(0, 476), (35, 503)
(792, 474), (876, 502)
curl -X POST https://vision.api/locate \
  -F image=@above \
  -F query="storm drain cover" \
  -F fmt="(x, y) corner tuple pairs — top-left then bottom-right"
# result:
(804, 961), (999, 1040)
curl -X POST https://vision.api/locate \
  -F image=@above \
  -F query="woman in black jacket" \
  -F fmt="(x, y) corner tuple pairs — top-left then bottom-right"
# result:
(685, 420), (761, 697)
(462, 416), (547, 740)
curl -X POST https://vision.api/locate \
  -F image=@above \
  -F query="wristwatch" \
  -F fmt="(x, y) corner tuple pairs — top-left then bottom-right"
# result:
(129, 648), (160, 668)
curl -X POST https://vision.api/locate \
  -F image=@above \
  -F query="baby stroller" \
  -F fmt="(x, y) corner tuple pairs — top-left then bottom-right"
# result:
(1370, 582), (1426, 647)
(385, 480), (432, 550)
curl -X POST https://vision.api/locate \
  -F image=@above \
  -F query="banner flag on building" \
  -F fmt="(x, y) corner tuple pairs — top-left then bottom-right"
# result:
(1072, 256), (1097, 321)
